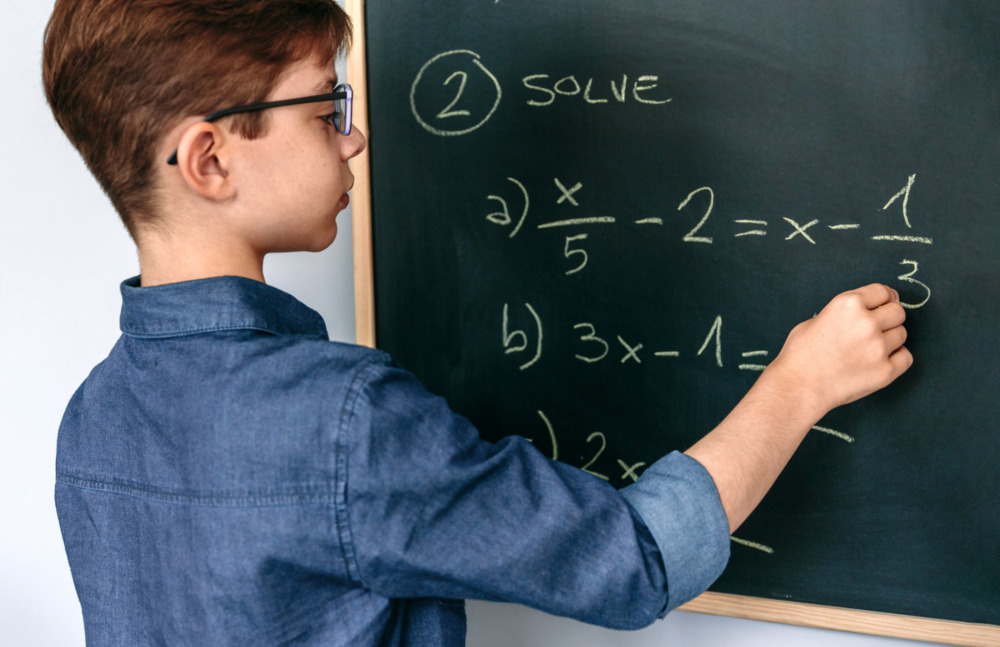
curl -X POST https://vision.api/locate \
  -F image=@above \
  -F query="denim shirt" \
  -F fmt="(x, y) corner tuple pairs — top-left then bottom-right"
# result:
(56, 276), (729, 646)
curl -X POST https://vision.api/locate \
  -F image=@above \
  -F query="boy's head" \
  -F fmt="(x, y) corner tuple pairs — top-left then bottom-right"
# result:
(43, 0), (352, 240)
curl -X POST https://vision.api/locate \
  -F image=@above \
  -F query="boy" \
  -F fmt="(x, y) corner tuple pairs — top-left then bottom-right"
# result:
(43, 1), (911, 645)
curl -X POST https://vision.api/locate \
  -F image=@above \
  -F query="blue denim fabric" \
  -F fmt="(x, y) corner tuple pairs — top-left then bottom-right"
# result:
(56, 276), (729, 646)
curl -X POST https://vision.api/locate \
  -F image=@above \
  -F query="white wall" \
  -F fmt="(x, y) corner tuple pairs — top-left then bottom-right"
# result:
(0, 2), (941, 645)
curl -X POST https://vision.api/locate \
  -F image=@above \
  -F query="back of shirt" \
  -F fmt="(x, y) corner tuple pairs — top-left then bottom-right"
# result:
(55, 277), (728, 646)
(56, 326), (408, 645)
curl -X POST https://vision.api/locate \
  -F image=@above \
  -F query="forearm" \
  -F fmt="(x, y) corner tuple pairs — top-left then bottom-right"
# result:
(684, 365), (824, 533)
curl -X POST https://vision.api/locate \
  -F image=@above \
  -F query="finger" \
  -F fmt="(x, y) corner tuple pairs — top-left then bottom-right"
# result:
(853, 283), (898, 310)
(882, 324), (908, 354)
(872, 300), (907, 332)
(888, 345), (914, 378)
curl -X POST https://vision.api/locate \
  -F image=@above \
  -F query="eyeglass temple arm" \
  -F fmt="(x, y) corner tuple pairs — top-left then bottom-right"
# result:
(166, 90), (347, 165)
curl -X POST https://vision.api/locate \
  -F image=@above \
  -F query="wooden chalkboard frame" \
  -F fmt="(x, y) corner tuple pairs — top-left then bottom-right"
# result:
(344, 1), (997, 644)
(346, 0), (376, 348)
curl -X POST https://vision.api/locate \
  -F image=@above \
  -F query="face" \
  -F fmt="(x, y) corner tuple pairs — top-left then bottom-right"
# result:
(233, 55), (367, 254)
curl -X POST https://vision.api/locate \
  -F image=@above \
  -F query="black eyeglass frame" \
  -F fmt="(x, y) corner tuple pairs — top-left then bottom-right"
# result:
(166, 83), (352, 165)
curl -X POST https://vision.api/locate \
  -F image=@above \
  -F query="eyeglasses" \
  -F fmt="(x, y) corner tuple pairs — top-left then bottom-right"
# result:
(167, 83), (353, 165)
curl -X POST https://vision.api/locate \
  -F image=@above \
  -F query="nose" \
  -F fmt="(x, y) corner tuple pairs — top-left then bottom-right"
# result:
(341, 126), (367, 161)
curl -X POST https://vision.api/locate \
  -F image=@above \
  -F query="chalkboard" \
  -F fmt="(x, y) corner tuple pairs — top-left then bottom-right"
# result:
(346, 1), (1000, 643)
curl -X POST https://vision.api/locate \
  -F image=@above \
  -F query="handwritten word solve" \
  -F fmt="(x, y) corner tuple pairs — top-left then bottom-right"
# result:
(522, 73), (673, 107)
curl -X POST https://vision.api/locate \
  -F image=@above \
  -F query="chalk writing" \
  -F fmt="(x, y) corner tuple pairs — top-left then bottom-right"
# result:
(812, 425), (855, 444)
(527, 409), (779, 555)
(522, 74), (672, 107)
(735, 219), (768, 237)
(563, 234), (589, 275)
(618, 336), (643, 364)
(581, 431), (611, 481)
(437, 71), (472, 119)
(617, 459), (646, 482)
(739, 351), (769, 372)
(882, 174), (917, 229)
(678, 186), (715, 243)
(784, 218), (820, 244)
(697, 316), (724, 367)
(411, 50), (502, 136)
(527, 410), (559, 461)
(502, 307), (856, 451)
(483, 175), (934, 314)
(573, 323), (609, 363)
(528, 411), (643, 485)
(731, 536), (775, 554)
(538, 217), (616, 229)
(555, 178), (583, 205)
(502, 303), (543, 370)
(457, 71), (938, 566)
(875, 174), (933, 244)
(896, 259), (931, 309)
(485, 177), (530, 238)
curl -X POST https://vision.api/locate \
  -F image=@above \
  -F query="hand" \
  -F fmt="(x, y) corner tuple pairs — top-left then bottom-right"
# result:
(767, 283), (912, 420)
(686, 284), (912, 531)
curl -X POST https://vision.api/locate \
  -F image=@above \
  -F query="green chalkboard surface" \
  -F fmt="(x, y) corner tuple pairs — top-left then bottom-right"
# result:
(360, 0), (999, 634)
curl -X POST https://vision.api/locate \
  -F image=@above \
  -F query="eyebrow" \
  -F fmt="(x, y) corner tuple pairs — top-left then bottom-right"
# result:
(309, 78), (339, 95)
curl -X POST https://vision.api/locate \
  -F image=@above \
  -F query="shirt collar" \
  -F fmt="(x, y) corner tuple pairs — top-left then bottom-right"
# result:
(119, 276), (329, 339)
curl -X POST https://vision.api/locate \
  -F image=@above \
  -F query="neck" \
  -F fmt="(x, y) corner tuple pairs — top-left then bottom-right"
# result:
(136, 228), (266, 287)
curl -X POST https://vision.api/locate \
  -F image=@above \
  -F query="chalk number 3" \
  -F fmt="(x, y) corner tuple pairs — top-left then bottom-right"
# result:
(896, 259), (931, 309)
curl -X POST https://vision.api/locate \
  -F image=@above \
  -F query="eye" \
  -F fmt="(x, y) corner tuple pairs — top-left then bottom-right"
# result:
(321, 111), (341, 127)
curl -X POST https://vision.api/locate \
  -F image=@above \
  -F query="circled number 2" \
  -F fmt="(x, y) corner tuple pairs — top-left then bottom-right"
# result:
(410, 50), (502, 137)
(437, 72), (472, 120)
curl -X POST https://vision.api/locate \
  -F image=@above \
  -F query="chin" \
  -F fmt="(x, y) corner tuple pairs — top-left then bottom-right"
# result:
(310, 225), (339, 252)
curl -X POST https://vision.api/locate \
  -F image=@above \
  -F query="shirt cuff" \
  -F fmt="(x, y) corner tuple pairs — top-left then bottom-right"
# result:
(619, 451), (730, 614)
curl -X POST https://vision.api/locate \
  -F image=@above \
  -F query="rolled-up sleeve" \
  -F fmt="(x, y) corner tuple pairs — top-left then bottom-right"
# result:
(336, 357), (729, 629)
(620, 452), (731, 613)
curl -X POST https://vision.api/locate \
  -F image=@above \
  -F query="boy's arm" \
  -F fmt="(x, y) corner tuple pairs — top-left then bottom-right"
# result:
(684, 283), (912, 532)
(342, 283), (909, 620)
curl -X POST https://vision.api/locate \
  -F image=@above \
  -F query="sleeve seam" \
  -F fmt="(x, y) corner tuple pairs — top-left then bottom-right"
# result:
(332, 354), (386, 586)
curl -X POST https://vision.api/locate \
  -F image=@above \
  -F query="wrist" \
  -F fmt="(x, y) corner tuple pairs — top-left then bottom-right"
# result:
(753, 359), (830, 431)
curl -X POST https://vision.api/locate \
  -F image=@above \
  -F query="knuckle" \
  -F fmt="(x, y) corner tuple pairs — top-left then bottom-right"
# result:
(872, 358), (897, 385)
(842, 292), (867, 310)
(858, 316), (880, 338)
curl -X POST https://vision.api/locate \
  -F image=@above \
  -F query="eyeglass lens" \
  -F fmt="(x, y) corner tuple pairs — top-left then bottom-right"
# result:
(333, 84), (352, 136)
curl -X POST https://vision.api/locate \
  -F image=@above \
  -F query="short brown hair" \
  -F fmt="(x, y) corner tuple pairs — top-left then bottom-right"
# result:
(43, 0), (352, 238)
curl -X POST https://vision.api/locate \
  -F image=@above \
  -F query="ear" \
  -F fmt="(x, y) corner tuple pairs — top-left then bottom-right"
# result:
(174, 122), (234, 200)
